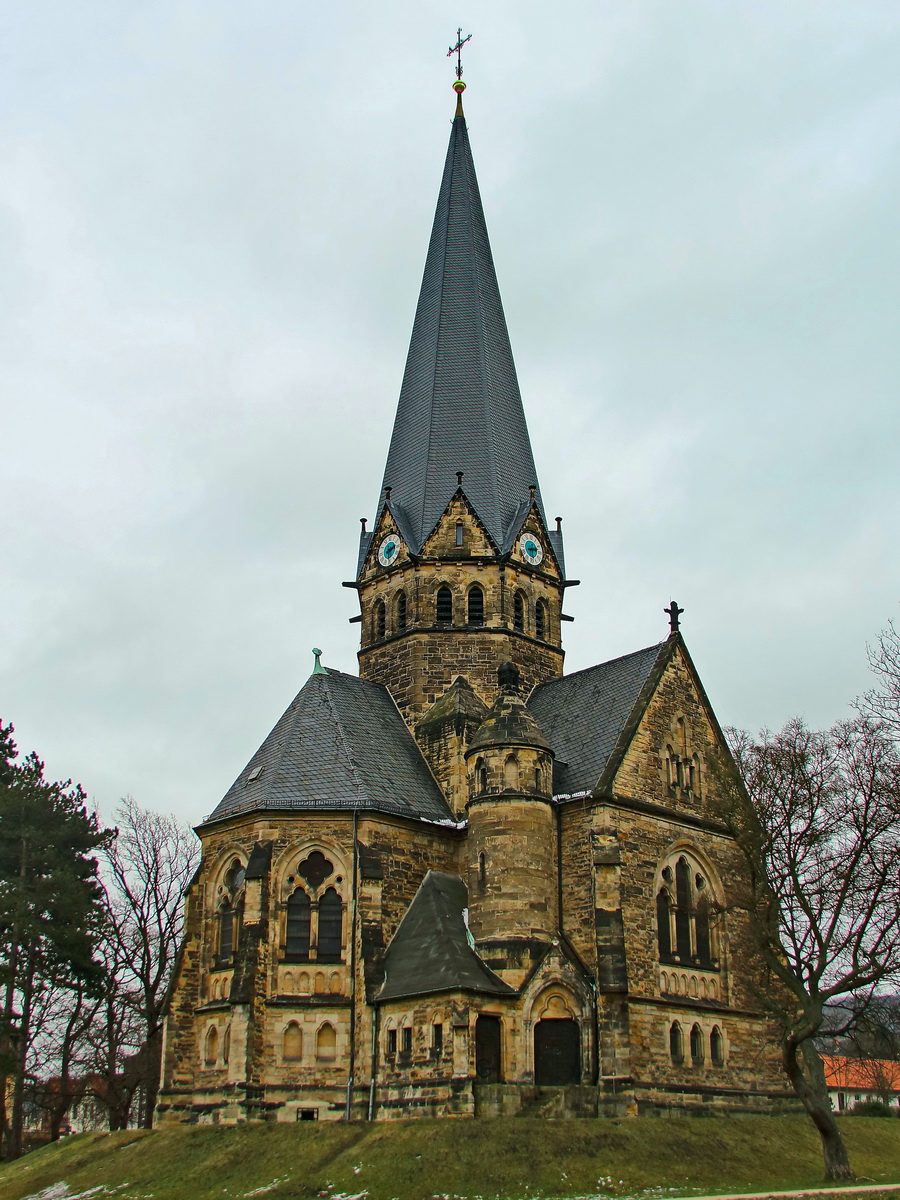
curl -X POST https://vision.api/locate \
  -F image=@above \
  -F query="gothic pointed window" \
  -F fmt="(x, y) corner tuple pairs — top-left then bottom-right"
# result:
(455, 521), (464, 546)
(316, 1022), (337, 1061)
(374, 599), (386, 640)
(656, 889), (673, 961)
(218, 900), (234, 964)
(286, 888), (311, 960)
(513, 591), (525, 633)
(436, 586), (453, 624)
(283, 1022), (303, 1062)
(535, 599), (547, 640)
(710, 1025), (724, 1067)
(674, 857), (693, 961)
(204, 1026), (219, 1067)
(316, 887), (343, 962)
(222, 1025), (231, 1065)
(695, 888), (712, 967)
(467, 585), (484, 626)
(396, 591), (407, 629)
(669, 1022), (683, 1065)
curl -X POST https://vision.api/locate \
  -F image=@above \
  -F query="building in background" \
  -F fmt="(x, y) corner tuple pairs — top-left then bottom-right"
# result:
(157, 77), (789, 1124)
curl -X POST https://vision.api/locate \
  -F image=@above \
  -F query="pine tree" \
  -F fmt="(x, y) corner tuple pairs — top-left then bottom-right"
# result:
(0, 721), (111, 1159)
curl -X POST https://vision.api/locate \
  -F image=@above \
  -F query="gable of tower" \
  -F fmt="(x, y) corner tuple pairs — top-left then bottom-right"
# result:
(505, 501), (563, 582)
(419, 490), (499, 559)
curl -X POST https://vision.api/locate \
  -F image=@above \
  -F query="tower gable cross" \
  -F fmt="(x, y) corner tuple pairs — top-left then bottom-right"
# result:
(664, 600), (684, 634)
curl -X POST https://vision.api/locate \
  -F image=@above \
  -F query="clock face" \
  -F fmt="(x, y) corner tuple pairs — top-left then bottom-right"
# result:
(519, 532), (543, 566)
(377, 534), (401, 567)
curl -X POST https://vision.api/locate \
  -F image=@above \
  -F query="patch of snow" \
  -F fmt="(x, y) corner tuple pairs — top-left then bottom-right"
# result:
(243, 1181), (290, 1197)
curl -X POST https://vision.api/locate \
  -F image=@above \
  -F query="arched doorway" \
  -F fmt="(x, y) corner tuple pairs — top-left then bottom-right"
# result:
(475, 1015), (502, 1083)
(534, 1018), (581, 1085)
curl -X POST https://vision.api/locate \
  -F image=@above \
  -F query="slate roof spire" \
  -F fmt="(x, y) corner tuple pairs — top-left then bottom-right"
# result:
(377, 83), (546, 553)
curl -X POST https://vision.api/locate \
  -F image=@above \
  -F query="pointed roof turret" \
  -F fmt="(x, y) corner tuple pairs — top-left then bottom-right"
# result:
(377, 83), (546, 553)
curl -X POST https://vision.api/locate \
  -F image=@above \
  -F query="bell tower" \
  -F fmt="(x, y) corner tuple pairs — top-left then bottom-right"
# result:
(352, 80), (570, 724)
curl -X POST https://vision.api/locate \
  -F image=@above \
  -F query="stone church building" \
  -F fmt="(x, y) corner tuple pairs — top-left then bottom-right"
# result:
(157, 80), (788, 1124)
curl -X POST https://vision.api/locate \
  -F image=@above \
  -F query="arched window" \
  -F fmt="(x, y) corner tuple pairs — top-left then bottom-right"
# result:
(204, 1026), (218, 1067)
(225, 858), (245, 893)
(436, 586), (453, 623)
(222, 1026), (231, 1065)
(396, 591), (407, 630)
(674, 858), (693, 960)
(374, 599), (386, 640)
(475, 757), (487, 793)
(690, 1024), (704, 1065)
(513, 592), (525, 633)
(710, 1025), (724, 1067)
(478, 852), (486, 887)
(503, 755), (519, 790)
(455, 521), (464, 547)
(534, 762), (543, 792)
(317, 888), (343, 962)
(286, 888), (311, 960)
(467, 586), (484, 626)
(535, 600), (547, 640)
(283, 1022), (303, 1062)
(669, 1022), (683, 1065)
(316, 1023), (337, 1061)
(218, 901), (234, 964)
(656, 889), (672, 960)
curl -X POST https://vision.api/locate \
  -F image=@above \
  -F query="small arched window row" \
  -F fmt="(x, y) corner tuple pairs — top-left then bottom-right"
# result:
(509, 593), (551, 642)
(656, 853), (718, 971)
(668, 1022), (725, 1069)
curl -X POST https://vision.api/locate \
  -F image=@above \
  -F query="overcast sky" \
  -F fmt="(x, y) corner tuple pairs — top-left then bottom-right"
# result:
(3, 1), (899, 826)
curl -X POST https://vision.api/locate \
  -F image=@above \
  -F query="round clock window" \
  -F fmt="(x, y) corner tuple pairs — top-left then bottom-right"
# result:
(377, 535), (402, 567)
(519, 533), (543, 566)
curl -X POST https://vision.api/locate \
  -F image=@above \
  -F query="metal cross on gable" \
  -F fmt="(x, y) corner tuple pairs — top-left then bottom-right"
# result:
(447, 27), (472, 79)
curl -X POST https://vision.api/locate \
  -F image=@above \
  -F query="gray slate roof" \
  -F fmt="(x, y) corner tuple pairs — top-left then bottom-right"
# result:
(204, 668), (454, 826)
(378, 871), (514, 1002)
(376, 107), (547, 554)
(528, 642), (669, 796)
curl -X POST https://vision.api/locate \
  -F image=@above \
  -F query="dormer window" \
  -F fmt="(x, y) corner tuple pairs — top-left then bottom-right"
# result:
(456, 522), (464, 546)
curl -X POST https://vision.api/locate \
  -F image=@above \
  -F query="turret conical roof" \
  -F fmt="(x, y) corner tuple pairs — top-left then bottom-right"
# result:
(377, 94), (545, 553)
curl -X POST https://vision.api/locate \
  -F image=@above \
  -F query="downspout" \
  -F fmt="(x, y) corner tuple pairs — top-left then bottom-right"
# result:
(585, 794), (602, 1087)
(345, 810), (359, 1120)
(368, 1005), (380, 1121)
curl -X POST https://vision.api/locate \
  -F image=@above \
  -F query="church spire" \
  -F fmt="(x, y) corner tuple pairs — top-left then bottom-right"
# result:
(377, 83), (546, 554)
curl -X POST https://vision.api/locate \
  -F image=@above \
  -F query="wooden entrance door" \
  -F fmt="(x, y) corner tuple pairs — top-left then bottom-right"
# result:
(475, 1014), (502, 1083)
(534, 1018), (581, 1085)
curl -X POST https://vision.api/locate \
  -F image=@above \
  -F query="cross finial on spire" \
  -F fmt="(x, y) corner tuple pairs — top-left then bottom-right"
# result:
(447, 27), (472, 80)
(664, 600), (684, 634)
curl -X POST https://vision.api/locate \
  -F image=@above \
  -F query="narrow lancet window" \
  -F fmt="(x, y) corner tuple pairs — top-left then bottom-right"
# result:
(286, 888), (311, 960)
(317, 888), (343, 961)
(374, 599), (386, 640)
(535, 600), (547, 640)
(396, 591), (407, 629)
(513, 591), (525, 632)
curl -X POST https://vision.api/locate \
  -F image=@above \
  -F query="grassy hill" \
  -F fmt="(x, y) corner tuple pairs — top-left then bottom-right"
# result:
(1, 1116), (900, 1200)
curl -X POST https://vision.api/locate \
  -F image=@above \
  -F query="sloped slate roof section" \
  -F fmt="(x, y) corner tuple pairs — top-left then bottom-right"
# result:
(378, 871), (514, 1002)
(204, 669), (454, 825)
(528, 642), (669, 796)
(377, 111), (546, 553)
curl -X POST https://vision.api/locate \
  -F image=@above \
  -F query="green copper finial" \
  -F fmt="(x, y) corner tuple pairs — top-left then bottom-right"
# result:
(312, 647), (328, 675)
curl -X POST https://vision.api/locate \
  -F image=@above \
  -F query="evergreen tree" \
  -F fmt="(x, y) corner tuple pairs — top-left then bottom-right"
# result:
(0, 721), (111, 1159)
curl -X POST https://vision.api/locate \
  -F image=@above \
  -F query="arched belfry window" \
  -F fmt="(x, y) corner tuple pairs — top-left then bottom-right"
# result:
(513, 592), (525, 633)
(657, 851), (719, 970)
(436, 586), (453, 624)
(467, 586), (484, 626)
(535, 600), (547, 641)
(374, 599), (386, 640)
(396, 591), (407, 630)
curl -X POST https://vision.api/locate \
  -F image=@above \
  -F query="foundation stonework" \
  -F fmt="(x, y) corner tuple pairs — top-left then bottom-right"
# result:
(157, 83), (791, 1125)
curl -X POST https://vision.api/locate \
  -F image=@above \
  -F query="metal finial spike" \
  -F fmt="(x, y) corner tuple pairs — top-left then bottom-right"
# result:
(312, 647), (328, 675)
(447, 28), (472, 81)
(456, 470), (464, 486)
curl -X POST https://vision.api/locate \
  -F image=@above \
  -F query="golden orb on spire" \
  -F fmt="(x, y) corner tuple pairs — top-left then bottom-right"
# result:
(453, 78), (466, 117)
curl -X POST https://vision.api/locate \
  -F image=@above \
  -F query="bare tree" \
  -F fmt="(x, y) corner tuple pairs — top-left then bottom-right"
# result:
(860, 619), (900, 738)
(722, 717), (900, 1180)
(101, 798), (199, 1125)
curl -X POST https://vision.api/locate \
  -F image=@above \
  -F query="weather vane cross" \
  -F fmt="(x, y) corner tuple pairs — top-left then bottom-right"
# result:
(447, 27), (472, 80)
